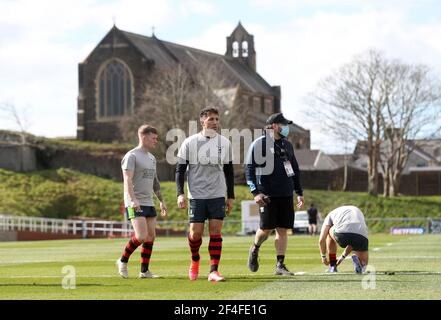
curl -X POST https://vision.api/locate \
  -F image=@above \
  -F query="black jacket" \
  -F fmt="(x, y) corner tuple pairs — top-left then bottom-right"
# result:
(245, 134), (303, 197)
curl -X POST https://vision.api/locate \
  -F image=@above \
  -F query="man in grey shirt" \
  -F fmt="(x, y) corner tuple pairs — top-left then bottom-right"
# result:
(176, 107), (235, 282)
(116, 124), (167, 279)
(318, 205), (369, 273)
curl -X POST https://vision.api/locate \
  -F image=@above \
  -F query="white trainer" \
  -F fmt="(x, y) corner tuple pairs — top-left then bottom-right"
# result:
(325, 266), (338, 273)
(351, 255), (363, 274)
(139, 271), (160, 279)
(208, 271), (225, 282)
(116, 259), (128, 279)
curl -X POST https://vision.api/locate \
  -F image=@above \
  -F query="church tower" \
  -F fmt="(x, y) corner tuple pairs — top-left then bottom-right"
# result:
(226, 22), (256, 71)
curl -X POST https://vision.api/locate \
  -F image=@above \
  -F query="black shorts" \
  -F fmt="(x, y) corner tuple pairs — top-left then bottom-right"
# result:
(333, 231), (369, 251)
(260, 196), (294, 230)
(126, 206), (157, 220)
(189, 197), (226, 223)
(308, 219), (317, 225)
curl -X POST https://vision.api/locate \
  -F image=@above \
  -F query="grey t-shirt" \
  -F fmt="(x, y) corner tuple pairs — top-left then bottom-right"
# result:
(121, 147), (156, 207)
(323, 206), (368, 239)
(177, 132), (232, 199)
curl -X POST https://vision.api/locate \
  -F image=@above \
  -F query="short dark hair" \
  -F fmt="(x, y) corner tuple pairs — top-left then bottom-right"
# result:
(199, 107), (219, 118)
(138, 124), (158, 136)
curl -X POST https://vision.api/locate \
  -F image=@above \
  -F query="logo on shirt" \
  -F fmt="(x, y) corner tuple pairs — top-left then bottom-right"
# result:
(142, 169), (155, 179)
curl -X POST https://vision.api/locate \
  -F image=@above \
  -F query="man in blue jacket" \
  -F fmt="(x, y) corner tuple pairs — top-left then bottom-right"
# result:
(245, 113), (304, 276)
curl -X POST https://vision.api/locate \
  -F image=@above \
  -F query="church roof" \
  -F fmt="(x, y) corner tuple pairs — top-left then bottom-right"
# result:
(229, 21), (250, 37)
(119, 28), (275, 95)
(295, 149), (340, 170)
(354, 138), (441, 162)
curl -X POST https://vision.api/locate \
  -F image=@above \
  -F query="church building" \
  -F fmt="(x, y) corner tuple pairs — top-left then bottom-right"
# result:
(77, 22), (310, 149)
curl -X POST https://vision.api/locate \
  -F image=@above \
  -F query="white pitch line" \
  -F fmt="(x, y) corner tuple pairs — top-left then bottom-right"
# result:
(4, 269), (441, 280)
(0, 275), (117, 279)
(0, 273), (343, 279)
(372, 256), (441, 259)
(373, 247), (381, 251)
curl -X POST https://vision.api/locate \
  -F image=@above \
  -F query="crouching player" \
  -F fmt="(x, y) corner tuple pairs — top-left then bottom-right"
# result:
(318, 205), (369, 273)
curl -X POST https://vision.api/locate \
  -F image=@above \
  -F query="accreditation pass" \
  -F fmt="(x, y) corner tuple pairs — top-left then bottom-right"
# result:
(283, 160), (294, 177)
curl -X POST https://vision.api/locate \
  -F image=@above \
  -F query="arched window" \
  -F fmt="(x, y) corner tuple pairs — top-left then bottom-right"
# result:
(232, 41), (239, 57)
(97, 60), (133, 118)
(242, 41), (248, 57)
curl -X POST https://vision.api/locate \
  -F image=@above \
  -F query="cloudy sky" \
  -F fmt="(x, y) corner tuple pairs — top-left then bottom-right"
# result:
(1, 0), (441, 153)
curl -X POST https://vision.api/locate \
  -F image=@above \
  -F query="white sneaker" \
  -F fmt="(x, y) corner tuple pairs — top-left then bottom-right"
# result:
(116, 259), (128, 278)
(351, 255), (363, 274)
(325, 266), (338, 273)
(208, 271), (225, 282)
(139, 271), (160, 279)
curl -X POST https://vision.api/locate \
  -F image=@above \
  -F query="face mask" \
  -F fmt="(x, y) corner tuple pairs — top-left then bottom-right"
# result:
(280, 125), (289, 137)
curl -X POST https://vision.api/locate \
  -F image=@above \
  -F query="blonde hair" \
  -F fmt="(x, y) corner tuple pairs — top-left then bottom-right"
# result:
(137, 124), (158, 136)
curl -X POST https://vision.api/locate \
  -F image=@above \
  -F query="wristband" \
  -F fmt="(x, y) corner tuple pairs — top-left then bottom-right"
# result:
(341, 253), (347, 259)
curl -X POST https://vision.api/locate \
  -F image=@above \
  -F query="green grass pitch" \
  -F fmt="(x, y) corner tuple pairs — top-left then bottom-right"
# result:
(1, 234), (441, 300)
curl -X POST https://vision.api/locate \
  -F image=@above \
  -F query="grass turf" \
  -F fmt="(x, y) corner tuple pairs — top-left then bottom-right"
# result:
(1, 234), (441, 300)
(2, 168), (441, 228)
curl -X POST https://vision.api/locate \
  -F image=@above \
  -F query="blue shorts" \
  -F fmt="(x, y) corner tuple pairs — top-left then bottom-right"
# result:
(126, 206), (157, 220)
(188, 197), (226, 223)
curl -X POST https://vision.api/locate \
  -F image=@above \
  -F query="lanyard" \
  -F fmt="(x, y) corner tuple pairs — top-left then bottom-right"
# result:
(274, 139), (288, 160)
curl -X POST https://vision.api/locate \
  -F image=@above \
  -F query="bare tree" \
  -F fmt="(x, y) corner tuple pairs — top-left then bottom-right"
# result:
(119, 60), (248, 160)
(309, 49), (441, 196)
(379, 62), (441, 196)
(0, 102), (33, 171)
(0, 101), (32, 145)
(309, 50), (386, 195)
(119, 64), (198, 158)
(341, 134), (351, 192)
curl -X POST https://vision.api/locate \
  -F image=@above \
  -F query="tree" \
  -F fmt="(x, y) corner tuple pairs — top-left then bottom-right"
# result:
(309, 50), (386, 195)
(0, 102), (33, 171)
(378, 62), (441, 196)
(309, 49), (441, 196)
(119, 64), (198, 158)
(0, 101), (31, 145)
(119, 60), (249, 161)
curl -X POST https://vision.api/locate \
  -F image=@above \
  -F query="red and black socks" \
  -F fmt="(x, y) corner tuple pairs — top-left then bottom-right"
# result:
(209, 234), (223, 272)
(188, 235), (202, 262)
(329, 253), (337, 267)
(141, 241), (154, 273)
(121, 236), (141, 263)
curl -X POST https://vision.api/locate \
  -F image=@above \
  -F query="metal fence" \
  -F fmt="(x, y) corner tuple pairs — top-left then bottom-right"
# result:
(0, 214), (132, 238)
(1, 214), (440, 238)
(0, 214), (245, 238)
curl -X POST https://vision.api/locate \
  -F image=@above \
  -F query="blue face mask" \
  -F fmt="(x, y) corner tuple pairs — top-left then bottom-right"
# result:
(280, 125), (289, 137)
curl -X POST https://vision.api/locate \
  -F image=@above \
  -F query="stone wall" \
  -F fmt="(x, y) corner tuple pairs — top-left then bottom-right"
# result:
(0, 144), (36, 172)
(41, 147), (175, 182)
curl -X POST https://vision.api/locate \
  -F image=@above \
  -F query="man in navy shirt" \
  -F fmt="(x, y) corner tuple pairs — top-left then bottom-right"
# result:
(245, 113), (304, 276)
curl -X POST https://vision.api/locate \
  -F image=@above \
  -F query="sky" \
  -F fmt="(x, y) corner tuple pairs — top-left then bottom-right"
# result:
(1, 0), (441, 153)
